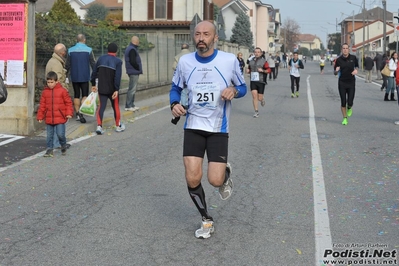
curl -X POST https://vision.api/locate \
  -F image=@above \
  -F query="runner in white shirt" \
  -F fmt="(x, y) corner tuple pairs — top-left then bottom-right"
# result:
(169, 21), (247, 239)
(288, 52), (304, 98)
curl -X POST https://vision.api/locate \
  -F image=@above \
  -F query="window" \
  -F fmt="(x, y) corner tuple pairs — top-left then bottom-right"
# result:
(155, 0), (166, 19)
(148, 0), (173, 20)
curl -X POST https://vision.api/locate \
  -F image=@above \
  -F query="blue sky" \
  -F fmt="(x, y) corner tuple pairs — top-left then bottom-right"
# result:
(263, 0), (398, 45)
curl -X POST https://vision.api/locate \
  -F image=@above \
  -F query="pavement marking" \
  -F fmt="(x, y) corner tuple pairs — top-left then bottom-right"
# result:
(0, 134), (25, 146)
(306, 75), (334, 266)
(0, 105), (170, 173)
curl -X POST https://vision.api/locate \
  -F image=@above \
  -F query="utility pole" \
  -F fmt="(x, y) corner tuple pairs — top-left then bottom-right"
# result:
(382, 0), (387, 55)
(362, 0), (365, 71)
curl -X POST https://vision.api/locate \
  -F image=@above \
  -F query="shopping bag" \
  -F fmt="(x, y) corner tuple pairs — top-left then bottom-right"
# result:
(381, 65), (390, 77)
(0, 73), (7, 104)
(79, 92), (97, 116)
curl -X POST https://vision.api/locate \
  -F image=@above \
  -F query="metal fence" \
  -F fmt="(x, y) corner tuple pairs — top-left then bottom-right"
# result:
(35, 24), (250, 103)
(35, 25), (192, 90)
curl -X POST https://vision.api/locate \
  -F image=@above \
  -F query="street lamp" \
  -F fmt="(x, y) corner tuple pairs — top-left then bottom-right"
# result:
(347, 0), (365, 70)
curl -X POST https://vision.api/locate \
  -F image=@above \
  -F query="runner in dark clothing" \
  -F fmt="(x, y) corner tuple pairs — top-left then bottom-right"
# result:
(334, 43), (359, 126)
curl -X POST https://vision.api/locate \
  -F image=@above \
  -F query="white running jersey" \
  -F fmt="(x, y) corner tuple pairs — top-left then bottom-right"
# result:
(289, 59), (301, 77)
(172, 50), (245, 133)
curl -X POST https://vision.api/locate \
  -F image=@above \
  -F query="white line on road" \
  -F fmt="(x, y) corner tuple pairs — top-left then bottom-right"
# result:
(0, 134), (25, 146)
(0, 106), (170, 173)
(306, 75), (334, 266)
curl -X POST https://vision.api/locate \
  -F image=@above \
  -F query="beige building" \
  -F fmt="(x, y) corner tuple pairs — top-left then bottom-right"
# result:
(297, 34), (322, 51)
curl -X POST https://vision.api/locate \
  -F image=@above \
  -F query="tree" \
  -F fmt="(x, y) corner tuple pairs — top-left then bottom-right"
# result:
(213, 5), (220, 21)
(299, 47), (309, 56)
(47, 0), (80, 25)
(281, 18), (300, 53)
(230, 12), (253, 49)
(85, 3), (109, 25)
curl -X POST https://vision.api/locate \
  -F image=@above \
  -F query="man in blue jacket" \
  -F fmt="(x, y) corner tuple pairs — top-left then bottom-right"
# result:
(66, 34), (96, 123)
(124, 36), (142, 112)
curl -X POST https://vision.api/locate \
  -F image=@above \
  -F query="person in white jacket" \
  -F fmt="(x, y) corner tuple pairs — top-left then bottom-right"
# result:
(386, 52), (398, 101)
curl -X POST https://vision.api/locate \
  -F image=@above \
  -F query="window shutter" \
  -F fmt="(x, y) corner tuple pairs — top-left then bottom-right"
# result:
(167, 0), (173, 20)
(148, 0), (154, 20)
(209, 3), (214, 20)
(203, 1), (208, 20)
(250, 9), (253, 17)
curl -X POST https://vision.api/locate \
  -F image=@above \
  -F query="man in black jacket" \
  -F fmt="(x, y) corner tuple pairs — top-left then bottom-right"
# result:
(364, 54), (374, 83)
(373, 53), (383, 80)
(91, 43), (125, 135)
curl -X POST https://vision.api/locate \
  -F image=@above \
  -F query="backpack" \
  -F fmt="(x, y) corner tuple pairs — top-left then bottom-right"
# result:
(0, 73), (7, 104)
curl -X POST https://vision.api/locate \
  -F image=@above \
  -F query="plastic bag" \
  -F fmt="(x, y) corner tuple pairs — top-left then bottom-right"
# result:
(0, 73), (7, 104)
(79, 92), (97, 116)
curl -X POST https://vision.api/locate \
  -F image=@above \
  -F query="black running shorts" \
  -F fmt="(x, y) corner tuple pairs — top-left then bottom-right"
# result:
(250, 81), (265, 94)
(183, 129), (228, 163)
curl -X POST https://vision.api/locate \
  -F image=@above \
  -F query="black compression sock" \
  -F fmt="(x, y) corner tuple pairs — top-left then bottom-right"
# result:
(188, 183), (212, 220)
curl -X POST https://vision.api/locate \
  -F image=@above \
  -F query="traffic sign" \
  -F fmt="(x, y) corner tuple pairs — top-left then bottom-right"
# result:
(394, 12), (399, 25)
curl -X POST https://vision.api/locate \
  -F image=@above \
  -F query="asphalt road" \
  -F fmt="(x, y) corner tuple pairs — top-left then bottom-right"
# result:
(0, 61), (398, 266)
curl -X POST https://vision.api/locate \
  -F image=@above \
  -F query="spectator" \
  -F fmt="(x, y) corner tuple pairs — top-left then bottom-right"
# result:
(275, 52), (281, 79)
(66, 34), (96, 124)
(373, 52), (383, 80)
(282, 53), (287, 68)
(91, 43), (125, 135)
(364, 54), (374, 83)
(37, 71), (73, 157)
(237, 52), (245, 74)
(385, 52), (397, 101)
(267, 53), (276, 81)
(124, 36), (143, 112)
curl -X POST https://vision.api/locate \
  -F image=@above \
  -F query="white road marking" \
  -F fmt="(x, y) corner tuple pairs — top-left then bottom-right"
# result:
(306, 75), (334, 266)
(0, 134), (25, 146)
(0, 106), (170, 173)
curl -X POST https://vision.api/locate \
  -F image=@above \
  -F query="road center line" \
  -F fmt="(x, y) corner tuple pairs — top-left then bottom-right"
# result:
(306, 75), (333, 266)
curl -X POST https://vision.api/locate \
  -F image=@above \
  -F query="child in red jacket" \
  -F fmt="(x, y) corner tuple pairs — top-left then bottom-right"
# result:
(37, 71), (73, 157)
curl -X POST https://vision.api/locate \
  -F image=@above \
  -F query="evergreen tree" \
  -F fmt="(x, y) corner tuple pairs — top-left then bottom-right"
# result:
(85, 3), (109, 25)
(230, 12), (253, 49)
(47, 0), (80, 25)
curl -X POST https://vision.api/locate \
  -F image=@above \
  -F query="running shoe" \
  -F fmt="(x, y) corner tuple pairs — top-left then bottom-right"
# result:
(76, 113), (81, 121)
(342, 117), (348, 125)
(116, 122), (126, 132)
(296, 91), (299, 97)
(43, 149), (53, 157)
(394, 121), (399, 125)
(347, 108), (352, 117)
(261, 99), (265, 107)
(195, 218), (214, 239)
(291, 93), (295, 98)
(219, 163), (233, 200)
(96, 125), (105, 135)
(253, 112), (259, 118)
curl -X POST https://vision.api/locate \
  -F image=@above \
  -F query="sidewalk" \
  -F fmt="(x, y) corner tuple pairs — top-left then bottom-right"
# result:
(35, 85), (171, 140)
